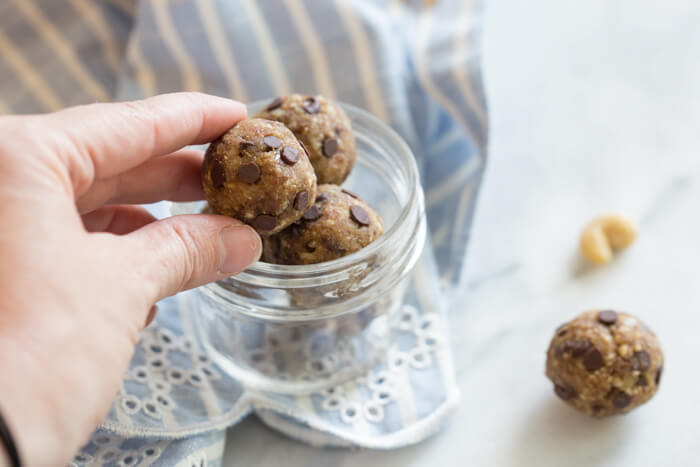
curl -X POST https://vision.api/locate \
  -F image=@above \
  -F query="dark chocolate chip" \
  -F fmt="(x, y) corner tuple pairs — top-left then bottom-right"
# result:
(563, 340), (591, 358)
(636, 375), (648, 387)
(341, 188), (359, 199)
(655, 367), (663, 385)
(583, 348), (604, 372)
(302, 96), (320, 114)
(554, 384), (576, 401)
(316, 192), (328, 203)
(302, 206), (321, 221)
(558, 328), (568, 337)
(289, 224), (302, 237)
(281, 146), (300, 165)
(350, 205), (370, 226)
(591, 404), (605, 413)
(237, 162), (261, 183)
(294, 190), (309, 211)
(611, 391), (632, 409)
(263, 135), (281, 150)
(266, 96), (284, 111)
(598, 310), (618, 325)
(210, 159), (226, 188)
(322, 138), (339, 157)
(239, 139), (255, 152)
(631, 351), (650, 371)
(253, 215), (276, 231)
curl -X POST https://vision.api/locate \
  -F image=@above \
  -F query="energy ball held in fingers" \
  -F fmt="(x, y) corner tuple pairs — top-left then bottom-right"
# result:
(256, 94), (356, 185)
(262, 184), (384, 265)
(201, 118), (317, 235)
(546, 310), (663, 417)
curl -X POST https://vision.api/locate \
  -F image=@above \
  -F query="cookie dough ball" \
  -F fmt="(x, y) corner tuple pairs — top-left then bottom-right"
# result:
(262, 184), (383, 265)
(256, 94), (356, 185)
(546, 310), (663, 417)
(201, 118), (317, 235)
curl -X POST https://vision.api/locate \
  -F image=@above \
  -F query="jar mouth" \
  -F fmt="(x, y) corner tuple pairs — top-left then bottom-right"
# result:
(216, 101), (422, 284)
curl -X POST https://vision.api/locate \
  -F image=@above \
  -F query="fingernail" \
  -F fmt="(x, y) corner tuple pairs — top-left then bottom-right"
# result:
(218, 224), (262, 274)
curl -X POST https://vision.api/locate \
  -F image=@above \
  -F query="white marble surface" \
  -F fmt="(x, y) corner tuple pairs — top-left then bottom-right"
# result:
(223, 0), (700, 465)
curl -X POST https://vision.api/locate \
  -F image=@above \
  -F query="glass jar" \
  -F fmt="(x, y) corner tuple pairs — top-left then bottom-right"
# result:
(171, 101), (426, 394)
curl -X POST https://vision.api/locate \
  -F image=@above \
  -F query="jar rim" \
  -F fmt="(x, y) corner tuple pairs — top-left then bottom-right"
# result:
(212, 100), (422, 282)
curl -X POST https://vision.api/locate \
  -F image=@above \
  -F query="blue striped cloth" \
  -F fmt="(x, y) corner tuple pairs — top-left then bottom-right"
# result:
(0, 1), (487, 464)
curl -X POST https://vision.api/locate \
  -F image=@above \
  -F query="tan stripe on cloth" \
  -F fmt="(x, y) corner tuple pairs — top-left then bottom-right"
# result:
(0, 27), (63, 111)
(194, 0), (248, 100)
(280, 0), (336, 98)
(10, 0), (110, 102)
(240, 0), (292, 95)
(69, 0), (123, 73)
(151, 0), (202, 92)
(126, 39), (157, 96)
(452, 0), (486, 128)
(334, 0), (389, 121)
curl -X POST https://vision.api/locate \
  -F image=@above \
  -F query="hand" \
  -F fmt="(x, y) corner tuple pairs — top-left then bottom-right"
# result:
(0, 93), (261, 466)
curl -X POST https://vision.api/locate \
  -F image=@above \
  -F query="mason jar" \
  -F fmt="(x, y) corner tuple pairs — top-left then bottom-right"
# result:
(171, 101), (426, 394)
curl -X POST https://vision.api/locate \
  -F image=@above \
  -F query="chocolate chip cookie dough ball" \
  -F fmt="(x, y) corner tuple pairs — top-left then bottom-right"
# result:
(546, 310), (663, 417)
(201, 118), (317, 235)
(256, 95), (356, 185)
(262, 184), (383, 265)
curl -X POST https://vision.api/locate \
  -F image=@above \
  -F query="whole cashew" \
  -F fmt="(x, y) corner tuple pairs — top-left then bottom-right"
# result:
(580, 214), (637, 265)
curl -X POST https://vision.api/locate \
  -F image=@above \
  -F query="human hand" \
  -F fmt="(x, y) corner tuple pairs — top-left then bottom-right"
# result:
(0, 93), (261, 466)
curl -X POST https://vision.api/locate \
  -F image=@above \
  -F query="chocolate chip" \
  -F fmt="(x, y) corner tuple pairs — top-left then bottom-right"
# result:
(302, 206), (321, 221)
(335, 125), (344, 135)
(294, 190), (309, 211)
(631, 351), (650, 371)
(583, 348), (604, 372)
(239, 139), (255, 152)
(350, 205), (370, 226)
(591, 404), (605, 413)
(253, 215), (276, 231)
(598, 310), (618, 325)
(655, 367), (663, 386)
(557, 328), (568, 337)
(263, 135), (281, 150)
(210, 159), (226, 188)
(266, 97), (284, 111)
(563, 340), (591, 358)
(322, 138), (338, 157)
(636, 375), (648, 387)
(316, 192), (328, 203)
(302, 96), (320, 114)
(304, 242), (316, 253)
(281, 146), (300, 165)
(237, 162), (261, 183)
(554, 384), (576, 401)
(341, 188), (359, 199)
(611, 391), (632, 409)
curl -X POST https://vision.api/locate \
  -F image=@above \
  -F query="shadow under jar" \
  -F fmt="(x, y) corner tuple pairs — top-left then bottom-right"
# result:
(171, 101), (426, 394)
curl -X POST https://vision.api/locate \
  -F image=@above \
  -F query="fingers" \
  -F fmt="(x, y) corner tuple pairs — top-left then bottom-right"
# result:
(122, 214), (262, 302)
(76, 148), (204, 214)
(82, 205), (157, 234)
(42, 92), (246, 195)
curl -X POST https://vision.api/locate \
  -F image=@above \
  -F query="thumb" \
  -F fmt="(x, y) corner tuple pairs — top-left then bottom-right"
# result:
(123, 214), (262, 302)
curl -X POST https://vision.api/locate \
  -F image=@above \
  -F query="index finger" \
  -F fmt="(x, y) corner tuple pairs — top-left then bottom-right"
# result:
(43, 92), (246, 181)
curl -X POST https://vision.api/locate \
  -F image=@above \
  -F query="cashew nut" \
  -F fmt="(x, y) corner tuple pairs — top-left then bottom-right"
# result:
(580, 214), (637, 265)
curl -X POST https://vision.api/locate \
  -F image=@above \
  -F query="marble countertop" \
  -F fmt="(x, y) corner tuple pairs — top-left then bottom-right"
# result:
(223, 0), (700, 465)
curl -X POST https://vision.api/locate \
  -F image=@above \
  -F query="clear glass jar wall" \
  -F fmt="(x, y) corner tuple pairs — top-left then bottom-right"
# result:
(171, 102), (426, 393)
